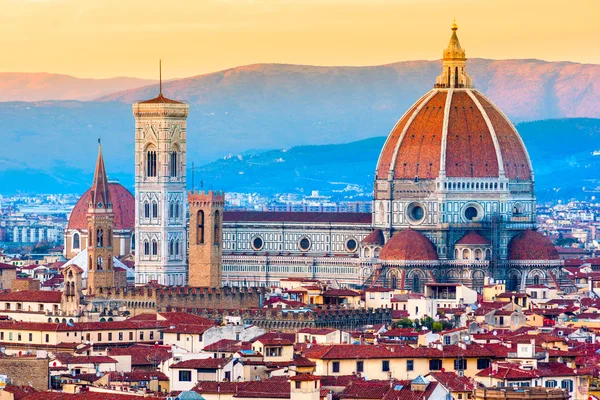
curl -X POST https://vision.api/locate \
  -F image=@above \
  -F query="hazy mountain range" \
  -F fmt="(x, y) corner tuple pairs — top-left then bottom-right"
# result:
(0, 58), (599, 197)
(0, 73), (156, 101)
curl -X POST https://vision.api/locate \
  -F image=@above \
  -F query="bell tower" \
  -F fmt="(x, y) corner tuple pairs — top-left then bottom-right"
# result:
(133, 63), (189, 286)
(187, 191), (224, 287)
(86, 142), (115, 294)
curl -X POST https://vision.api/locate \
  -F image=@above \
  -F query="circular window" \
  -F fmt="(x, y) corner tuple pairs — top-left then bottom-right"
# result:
(299, 237), (311, 252)
(346, 238), (358, 253)
(406, 202), (426, 224)
(251, 236), (264, 251)
(464, 206), (479, 221)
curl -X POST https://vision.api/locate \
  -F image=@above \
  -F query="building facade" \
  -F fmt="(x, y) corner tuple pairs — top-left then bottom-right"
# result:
(133, 91), (189, 286)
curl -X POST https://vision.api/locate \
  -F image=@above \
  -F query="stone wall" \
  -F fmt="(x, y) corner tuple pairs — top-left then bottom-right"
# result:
(0, 357), (49, 390)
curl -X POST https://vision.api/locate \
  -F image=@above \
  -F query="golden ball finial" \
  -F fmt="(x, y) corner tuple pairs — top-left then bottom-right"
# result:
(452, 19), (458, 31)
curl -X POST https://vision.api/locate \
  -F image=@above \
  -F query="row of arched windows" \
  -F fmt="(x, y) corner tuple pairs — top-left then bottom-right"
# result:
(143, 201), (159, 219)
(196, 210), (221, 245)
(168, 201), (183, 220)
(143, 240), (159, 256)
(168, 239), (182, 257)
(145, 148), (180, 179)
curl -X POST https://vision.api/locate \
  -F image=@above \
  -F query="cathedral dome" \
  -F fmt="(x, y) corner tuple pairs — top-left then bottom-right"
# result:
(379, 229), (438, 261)
(508, 230), (559, 261)
(67, 182), (135, 230)
(375, 23), (532, 185)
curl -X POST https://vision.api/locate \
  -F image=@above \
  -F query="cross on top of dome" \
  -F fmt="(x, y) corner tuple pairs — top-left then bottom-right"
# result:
(435, 20), (473, 89)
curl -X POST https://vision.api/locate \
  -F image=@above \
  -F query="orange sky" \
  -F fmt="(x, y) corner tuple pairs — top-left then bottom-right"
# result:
(0, 0), (597, 79)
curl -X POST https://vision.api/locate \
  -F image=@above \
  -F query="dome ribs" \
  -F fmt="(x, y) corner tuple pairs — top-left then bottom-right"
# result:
(446, 91), (499, 178)
(393, 92), (446, 179)
(379, 229), (438, 261)
(473, 92), (532, 180)
(376, 95), (428, 180)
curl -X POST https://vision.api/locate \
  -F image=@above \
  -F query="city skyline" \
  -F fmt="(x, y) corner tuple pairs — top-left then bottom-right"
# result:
(0, 0), (598, 79)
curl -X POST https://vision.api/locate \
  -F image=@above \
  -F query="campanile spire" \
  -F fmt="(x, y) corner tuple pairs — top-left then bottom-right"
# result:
(435, 20), (472, 89)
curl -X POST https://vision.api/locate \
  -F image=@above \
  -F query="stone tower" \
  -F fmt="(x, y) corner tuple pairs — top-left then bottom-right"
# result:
(61, 264), (83, 316)
(188, 190), (224, 287)
(133, 84), (189, 287)
(86, 144), (116, 294)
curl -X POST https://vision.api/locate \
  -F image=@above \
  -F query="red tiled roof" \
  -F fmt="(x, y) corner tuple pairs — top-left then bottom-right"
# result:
(193, 381), (248, 394)
(170, 357), (231, 369)
(20, 392), (163, 399)
(253, 332), (296, 344)
(509, 230), (560, 261)
(376, 89), (531, 181)
(223, 211), (371, 224)
(233, 377), (291, 398)
(163, 324), (213, 334)
(54, 353), (117, 365)
(361, 229), (385, 246)
(138, 93), (184, 104)
(203, 339), (251, 353)
(379, 229), (438, 261)
(322, 289), (360, 297)
(0, 290), (62, 303)
(107, 344), (172, 366)
(0, 263), (17, 270)
(455, 231), (490, 246)
(427, 371), (473, 391)
(106, 371), (169, 382)
(298, 328), (337, 335)
(68, 182), (134, 230)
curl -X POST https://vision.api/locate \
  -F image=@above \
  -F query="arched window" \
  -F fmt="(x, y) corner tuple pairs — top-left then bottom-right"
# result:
(455, 66), (459, 87)
(152, 240), (158, 256)
(170, 151), (178, 177)
(175, 202), (180, 219)
(169, 203), (174, 219)
(146, 149), (157, 177)
(144, 240), (150, 256)
(152, 201), (158, 218)
(462, 248), (470, 260)
(197, 210), (205, 244)
(169, 240), (174, 256)
(96, 229), (104, 248)
(107, 228), (112, 245)
(175, 240), (180, 256)
(214, 210), (221, 245)
(131, 233), (136, 251)
(144, 202), (150, 219)
(73, 233), (80, 249)
(412, 275), (421, 293)
(97, 256), (103, 270)
(475, 249), (482, 261)
(447, 66), (451, 87)
(533, 275), (540, 286)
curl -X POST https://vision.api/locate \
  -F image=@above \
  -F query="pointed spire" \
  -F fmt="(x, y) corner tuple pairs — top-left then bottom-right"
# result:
(90, 139), (110, 208)
(434, 20), (472, 89)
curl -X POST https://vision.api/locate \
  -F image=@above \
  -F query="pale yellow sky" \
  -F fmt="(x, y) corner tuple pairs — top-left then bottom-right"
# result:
(0, 0), (597, 79)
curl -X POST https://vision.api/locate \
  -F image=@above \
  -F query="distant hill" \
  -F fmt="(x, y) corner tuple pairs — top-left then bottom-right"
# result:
(0, 73), (156, 101)
(192, 118), (600, 202)
(1, 59), (599, 196)
(100, 59), (600, 122)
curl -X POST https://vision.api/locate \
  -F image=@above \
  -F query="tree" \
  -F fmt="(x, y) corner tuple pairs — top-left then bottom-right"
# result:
(432, 321), (443, 332)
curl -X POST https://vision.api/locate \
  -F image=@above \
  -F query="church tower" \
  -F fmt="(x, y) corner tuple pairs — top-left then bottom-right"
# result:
(188, 191), (224, 287)
(86, 143), (116, 294)
(133, 71), (189, 286)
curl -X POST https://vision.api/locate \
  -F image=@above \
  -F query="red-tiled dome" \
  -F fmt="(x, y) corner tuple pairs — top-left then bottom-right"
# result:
(361, 229), (385, 246)
(379, 229), (438, 261)
(375, 89), (532, 182)
(67, 182), (135, 230)
(508, 230), (559, 261)
(456, 231), (491, 246)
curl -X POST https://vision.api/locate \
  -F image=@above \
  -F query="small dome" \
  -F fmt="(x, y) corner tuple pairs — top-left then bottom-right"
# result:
(509, 230), (559, 261)
(68, 182), (135, 230)
(455, 231), (491, 246)
(178, 391), (205, 400)
(379, 229), (438, 261)
(361, 229), (385, 246)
